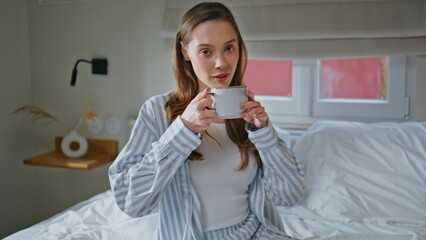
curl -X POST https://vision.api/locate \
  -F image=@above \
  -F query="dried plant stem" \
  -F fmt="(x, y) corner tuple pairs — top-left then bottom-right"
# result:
(74, 118), (84, 131)
(13, 105), (70, 130)
(13, 105), (99, 132)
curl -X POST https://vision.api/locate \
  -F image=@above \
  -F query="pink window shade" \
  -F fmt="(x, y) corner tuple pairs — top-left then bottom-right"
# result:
(243, 59), (292, 97)
(321, 57), (388, 99)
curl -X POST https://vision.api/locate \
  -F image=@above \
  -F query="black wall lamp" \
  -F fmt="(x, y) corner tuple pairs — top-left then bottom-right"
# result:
(70, 58), (108, 86)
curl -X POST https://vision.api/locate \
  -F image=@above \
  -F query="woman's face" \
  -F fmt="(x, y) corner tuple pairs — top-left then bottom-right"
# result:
(182, 20), (239, 92)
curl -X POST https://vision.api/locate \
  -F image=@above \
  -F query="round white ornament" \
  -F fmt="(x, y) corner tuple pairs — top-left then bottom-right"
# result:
(61, 130), (88, 158)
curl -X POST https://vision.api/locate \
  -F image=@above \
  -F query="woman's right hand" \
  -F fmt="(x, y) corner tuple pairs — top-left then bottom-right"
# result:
(181, 88), (216, 133)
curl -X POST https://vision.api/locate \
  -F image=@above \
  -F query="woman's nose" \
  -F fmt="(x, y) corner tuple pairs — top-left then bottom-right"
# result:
(214, 53), (227, 69)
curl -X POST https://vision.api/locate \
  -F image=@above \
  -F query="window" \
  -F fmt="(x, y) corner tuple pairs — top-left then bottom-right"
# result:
(244, 60), (292, 97)
(244, 56), (408, 122)
(320, 57), (387, 100)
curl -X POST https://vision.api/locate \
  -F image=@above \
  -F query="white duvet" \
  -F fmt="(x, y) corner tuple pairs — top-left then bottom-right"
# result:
(6, 120), (426, 240)
(6, 190), (158, 240)
(280, 120), (426, 240)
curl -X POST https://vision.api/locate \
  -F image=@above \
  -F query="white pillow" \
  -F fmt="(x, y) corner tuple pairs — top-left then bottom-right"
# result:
(274, 125), (291, 147)
(293, 120), (426, 221)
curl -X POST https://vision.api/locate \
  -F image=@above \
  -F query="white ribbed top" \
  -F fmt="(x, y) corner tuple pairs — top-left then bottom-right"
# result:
(189, 123), (257, 232)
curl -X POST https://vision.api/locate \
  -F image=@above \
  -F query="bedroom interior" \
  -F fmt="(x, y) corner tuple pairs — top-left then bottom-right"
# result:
(1, 0), (425, 239)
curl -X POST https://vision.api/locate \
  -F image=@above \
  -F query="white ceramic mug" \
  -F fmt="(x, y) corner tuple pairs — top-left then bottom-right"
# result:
(209, 86), (248, 119)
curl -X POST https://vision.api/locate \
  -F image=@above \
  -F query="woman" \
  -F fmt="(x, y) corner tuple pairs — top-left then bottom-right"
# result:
(109, 2), (304, 239)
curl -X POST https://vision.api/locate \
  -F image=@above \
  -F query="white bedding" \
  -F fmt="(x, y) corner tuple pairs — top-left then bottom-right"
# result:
(6, 120), (426, 240)
(279, 120), (426, 240)
(6, 190), (158, 240)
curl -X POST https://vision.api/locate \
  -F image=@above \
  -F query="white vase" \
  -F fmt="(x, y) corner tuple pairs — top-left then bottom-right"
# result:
(61, 130), (88, 158)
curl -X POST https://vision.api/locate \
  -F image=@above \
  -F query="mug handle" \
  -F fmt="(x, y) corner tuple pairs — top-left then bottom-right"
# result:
(206, 92), (216, 110)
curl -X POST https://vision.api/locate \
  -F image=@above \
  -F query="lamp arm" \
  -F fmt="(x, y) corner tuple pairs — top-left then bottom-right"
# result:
(70, 59), (91, 86)
(70, 58), (107, 86)
(73, 59), (92, 69)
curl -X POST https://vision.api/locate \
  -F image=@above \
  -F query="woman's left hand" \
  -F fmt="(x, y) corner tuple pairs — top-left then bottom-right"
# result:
(240, 90), (268, 129)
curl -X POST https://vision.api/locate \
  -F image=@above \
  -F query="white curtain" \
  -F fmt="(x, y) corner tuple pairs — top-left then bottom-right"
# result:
(160, 0), (426, 59)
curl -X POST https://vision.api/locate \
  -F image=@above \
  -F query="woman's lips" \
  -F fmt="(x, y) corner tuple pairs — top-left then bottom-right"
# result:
(212, 73), (228, 83)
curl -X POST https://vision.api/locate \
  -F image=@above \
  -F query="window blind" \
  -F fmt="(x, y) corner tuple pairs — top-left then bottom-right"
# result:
(160, 0), (426, 58)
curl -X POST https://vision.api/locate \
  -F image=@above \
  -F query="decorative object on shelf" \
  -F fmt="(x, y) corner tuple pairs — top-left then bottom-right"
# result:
(87, 116), (103, 135)
(61, 130), (88, 158)
(13, 105), (68, 128)
(74, 105), (99, 131)
(60, 105), (98, 158)
(13, 104), (99, 158)
(70, 58), (108, 86)
(105, 116), (121, 135)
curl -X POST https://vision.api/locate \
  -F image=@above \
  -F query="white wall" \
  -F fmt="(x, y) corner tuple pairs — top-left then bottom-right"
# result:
(26, 0), (174, 221)
(0, 0), (38, 238)
(2, 0), (426, 237)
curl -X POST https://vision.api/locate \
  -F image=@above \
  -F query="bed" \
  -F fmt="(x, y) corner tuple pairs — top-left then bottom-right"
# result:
(6, 120), (426, 240)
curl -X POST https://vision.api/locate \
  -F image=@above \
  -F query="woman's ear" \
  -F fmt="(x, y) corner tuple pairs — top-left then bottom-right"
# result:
(180, 42), (190, 61)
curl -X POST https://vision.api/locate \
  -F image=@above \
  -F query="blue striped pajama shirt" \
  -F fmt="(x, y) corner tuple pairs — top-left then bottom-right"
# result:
(109, 92), (305, 240)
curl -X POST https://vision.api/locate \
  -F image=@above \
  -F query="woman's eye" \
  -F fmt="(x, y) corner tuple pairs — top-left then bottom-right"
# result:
(200, 50), (210, 55)
(226, 46), (235, 52)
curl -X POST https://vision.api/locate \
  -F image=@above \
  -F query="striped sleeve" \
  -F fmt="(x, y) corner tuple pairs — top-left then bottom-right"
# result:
(247, 121), (305, 206)
(108, 97), (201, 218)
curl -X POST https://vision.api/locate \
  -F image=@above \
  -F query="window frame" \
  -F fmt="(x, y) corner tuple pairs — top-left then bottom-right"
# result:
(313, 56), (407, 119)
(254, 60), (311, 117)
(252, 56), (408, 123)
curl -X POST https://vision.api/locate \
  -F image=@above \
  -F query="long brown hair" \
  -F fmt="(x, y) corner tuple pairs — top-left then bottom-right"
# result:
(165, 2), (261, 170)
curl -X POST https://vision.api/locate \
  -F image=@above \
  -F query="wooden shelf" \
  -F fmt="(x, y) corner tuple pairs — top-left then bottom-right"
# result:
(23, 137), (118, 170)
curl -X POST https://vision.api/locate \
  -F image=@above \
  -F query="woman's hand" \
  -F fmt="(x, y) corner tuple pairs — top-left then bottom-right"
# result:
(181, 88), (216, 133)
(240, 90), (268, 129)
